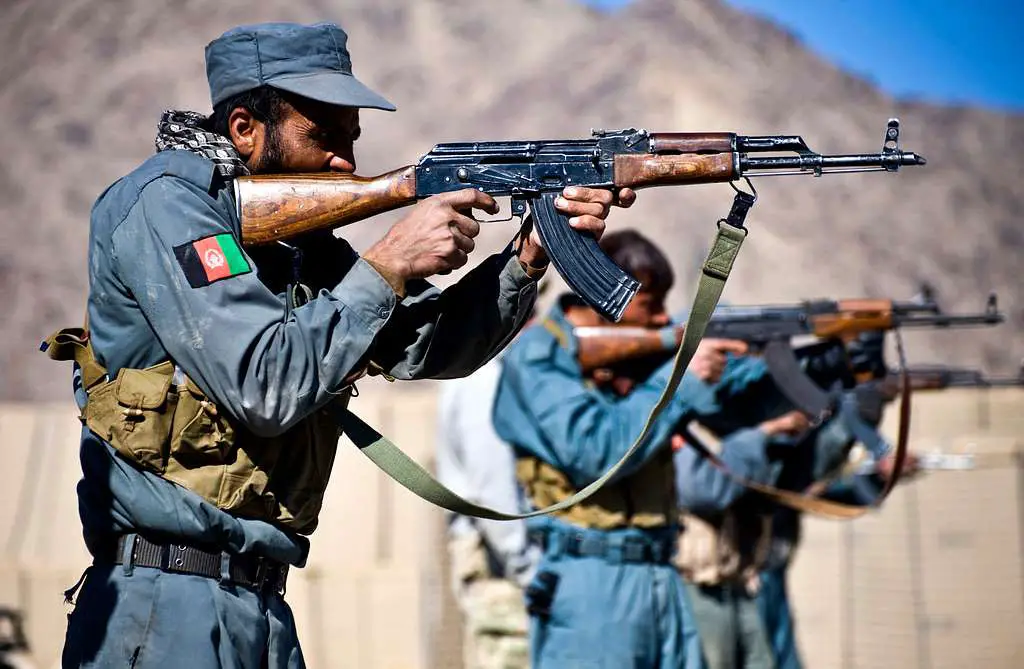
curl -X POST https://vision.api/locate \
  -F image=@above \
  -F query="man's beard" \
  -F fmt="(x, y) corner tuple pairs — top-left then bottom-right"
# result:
(248, 123), (286, 174)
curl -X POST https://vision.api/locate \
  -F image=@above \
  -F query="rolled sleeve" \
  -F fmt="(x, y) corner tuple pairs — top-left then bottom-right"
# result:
(370, 251), (538, 380)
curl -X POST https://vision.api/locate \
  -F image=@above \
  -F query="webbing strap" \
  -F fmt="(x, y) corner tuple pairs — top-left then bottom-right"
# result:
(681, 329), (912, 520)
(40, 326), (108, 392)
(340, 222), (749, 520)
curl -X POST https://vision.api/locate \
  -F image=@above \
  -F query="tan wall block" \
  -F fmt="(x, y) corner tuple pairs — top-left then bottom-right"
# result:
(880, 388), (1024, 439)
(786, 519), (844, 668)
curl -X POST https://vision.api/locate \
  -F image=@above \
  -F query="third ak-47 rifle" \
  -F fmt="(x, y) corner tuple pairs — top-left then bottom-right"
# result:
(575, 293), (1004, 416)
(235, 120), (925, 322)
(876, 362), (1024, 397)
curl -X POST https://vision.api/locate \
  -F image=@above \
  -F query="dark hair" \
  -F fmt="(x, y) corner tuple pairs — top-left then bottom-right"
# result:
(207, 85), (287, 138)
(599, 229), (674, 295)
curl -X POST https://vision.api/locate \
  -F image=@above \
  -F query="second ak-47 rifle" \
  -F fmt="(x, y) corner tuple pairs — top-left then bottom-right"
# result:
(573, 296), (1002, 519)
(235, 120), (925, 322)
(575, 293), (1004, 417)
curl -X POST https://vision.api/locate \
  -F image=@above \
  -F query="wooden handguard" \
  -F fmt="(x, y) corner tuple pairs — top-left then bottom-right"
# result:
(613, 153), (736, 189)
(237, 166), (418, 246)
(648, 132), (735, 154)
(809, 299), (896, 340)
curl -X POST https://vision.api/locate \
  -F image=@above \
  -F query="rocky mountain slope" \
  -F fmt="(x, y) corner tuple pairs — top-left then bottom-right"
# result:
(1, 0), (1020, 400)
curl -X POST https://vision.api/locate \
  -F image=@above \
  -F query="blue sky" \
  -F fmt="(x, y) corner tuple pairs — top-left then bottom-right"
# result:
(583, 0), (1024, 113)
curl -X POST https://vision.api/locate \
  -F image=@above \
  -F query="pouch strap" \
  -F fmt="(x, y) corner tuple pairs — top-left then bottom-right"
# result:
(40, 327), (109, 393)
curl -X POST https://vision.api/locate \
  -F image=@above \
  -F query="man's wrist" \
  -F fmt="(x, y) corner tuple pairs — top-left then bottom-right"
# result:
(518, 256), (549, 280)
(516, 235), (550, 279)
(362, 253), (408, 298)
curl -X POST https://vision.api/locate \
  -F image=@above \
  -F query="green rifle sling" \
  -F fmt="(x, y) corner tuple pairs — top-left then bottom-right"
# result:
(339, 222), (748, 520)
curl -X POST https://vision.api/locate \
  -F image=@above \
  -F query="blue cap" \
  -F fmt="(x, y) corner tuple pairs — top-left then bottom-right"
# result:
(205, 22), (396, 111)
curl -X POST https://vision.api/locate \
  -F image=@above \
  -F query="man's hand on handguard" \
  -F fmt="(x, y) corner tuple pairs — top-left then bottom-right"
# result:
(876, 451), (921, 481)
(517, 186), (638, 275)
(362, 188), (499, 295)
(689, 339), (749, 384)
(758, 410), (812, 438)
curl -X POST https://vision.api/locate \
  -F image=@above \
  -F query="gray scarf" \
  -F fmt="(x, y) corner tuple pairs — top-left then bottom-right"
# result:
(155, 110), (250, 178)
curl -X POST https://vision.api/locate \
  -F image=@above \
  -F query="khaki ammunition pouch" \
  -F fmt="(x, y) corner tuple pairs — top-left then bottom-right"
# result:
(673, 509), (773, 593)
(516, 449), (676, 530)
(42, 326), (344, 535)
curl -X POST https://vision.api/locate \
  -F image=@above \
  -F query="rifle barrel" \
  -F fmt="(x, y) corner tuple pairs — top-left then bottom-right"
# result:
(740, 152), (926, 177)
(895, 313), (1004, 327)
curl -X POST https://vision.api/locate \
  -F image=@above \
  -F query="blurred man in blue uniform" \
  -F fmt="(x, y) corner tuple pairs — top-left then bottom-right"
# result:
(493, 229), (748, 669)
(672, 341), (910, 669)
(754, 381), (919, 669)
(48, 21), (632, 668)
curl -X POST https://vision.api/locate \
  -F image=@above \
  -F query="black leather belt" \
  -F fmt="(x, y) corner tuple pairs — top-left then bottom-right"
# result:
(528, 529), (674, 564)
(109, 534), (289, 595)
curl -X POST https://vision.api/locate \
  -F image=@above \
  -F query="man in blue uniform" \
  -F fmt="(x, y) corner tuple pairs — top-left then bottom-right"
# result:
(754, 383), (919, 669)
(49, 21), (632, 668)
(671, 353), (810, 669)
(492, 229), (748, 669)
(672, 344), (909, 669)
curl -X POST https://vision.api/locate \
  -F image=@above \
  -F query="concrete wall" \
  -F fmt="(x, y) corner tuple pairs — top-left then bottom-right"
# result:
(790, 387), (1024, 669)
(1, 384), (1021, 668)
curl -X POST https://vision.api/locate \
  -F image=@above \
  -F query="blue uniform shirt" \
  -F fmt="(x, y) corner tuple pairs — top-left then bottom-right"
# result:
(78, 149), (539, 565)
(673, 353), (879, 517)
(673, 354), (790, 515)
(492, 298), (721, 492)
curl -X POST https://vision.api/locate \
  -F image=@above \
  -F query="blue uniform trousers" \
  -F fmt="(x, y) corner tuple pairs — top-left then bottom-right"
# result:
(62, 564), (303, 668)
(684, 581), (775, 669)
(756, 567), (802, 669)
(525, 527), (704, 669)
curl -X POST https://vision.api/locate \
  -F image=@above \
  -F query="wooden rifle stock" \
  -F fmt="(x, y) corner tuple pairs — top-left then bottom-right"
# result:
(575, 325), (683, 374)
(237, 166), (417, 246)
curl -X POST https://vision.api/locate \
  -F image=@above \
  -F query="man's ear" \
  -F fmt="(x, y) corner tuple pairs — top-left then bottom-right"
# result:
(227, 107), (263, 161)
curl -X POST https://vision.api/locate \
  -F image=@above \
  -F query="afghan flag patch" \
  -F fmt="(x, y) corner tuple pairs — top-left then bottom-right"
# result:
(173, 233), (251, 288)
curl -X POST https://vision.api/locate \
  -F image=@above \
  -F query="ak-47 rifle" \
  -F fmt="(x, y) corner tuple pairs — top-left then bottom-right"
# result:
(229, 121), (925, 524)
(884, 362), (1019, 389)
(574, 293), (1004, 417)
(235, 119), (925, 322)
(573, 296), (1001, 519)
(877, 363), (1024, 397)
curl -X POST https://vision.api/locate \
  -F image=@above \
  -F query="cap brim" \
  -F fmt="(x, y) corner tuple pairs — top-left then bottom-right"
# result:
(268, 71), (396, 111)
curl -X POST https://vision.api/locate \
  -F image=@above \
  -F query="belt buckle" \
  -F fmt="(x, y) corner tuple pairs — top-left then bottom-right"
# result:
(566, 532), (591, 558)
(620, 536), (648, 563)
(165, 544), (191, 573)
(253, 558), (288, 595)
